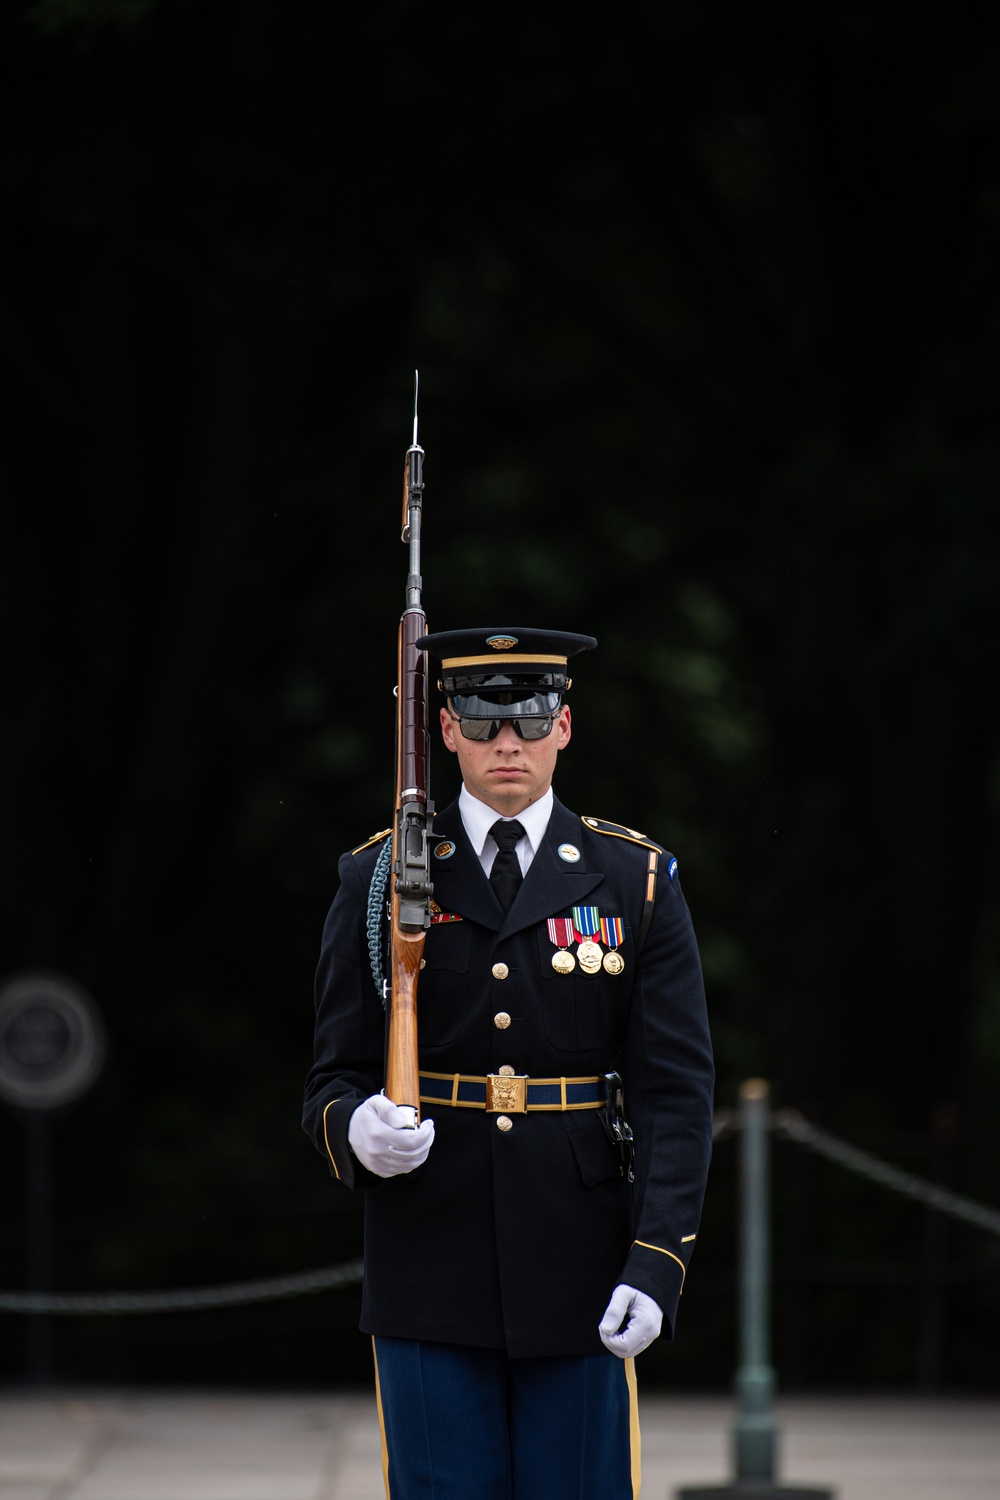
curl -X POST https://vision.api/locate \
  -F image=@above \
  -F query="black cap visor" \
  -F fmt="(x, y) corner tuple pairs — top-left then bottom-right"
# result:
(450, 689), (563, 720)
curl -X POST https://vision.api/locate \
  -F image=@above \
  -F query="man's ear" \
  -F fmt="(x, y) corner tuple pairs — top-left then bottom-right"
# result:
(556, 705), (572, 750)
(440, 705), (458, 753)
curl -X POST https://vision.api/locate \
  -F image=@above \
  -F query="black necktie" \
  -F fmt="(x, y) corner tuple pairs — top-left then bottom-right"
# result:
(489, 819), (526, 912)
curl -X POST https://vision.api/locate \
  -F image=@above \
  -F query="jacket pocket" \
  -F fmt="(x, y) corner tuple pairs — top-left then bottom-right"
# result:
(567, 1112), (623, 1187)
(418, 922), (473, 1047)
(535, 927), (628, 1052)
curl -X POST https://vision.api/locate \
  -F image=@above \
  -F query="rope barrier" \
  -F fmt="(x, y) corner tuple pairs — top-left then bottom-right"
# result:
(4, 1105), (999, 1314)
(771, 1108), (1000, 1239)
(0, 1259), (364, 1315)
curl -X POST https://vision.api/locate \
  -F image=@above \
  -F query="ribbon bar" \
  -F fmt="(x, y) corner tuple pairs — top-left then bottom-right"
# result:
(571, 905), (600, 941)
(547, 917), (575, 948)
(599, 916), (624, 948)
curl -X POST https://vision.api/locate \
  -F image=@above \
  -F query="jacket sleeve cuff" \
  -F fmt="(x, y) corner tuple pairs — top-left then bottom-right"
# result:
(620, 1238), (692, 1339)
(321, 1093), (379, 1190)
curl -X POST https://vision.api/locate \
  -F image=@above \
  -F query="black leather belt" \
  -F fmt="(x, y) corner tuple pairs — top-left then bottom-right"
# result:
(418, 1070), (605, 1114)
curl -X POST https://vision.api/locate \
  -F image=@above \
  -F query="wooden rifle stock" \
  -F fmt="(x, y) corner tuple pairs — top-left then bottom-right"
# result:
(385, 892), (423, 1113)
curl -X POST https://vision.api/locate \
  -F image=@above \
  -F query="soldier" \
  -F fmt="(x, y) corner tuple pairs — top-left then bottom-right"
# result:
(303, 628), (714, 1500)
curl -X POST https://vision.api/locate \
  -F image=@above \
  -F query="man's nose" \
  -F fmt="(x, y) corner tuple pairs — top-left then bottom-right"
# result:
(493, 721), (522, 747)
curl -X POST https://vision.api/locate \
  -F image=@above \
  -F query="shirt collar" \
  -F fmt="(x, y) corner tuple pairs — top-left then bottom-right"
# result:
(459, 784), (554, 856)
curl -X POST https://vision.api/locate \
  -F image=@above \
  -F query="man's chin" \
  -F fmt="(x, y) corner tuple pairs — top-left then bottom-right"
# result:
(478, 778), (535, 814)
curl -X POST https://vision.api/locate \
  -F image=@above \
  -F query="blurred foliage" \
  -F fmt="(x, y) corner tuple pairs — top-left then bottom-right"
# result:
(2, 0), (1000, 1385)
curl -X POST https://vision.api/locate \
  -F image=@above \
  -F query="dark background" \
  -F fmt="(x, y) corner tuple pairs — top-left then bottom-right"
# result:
(2, 0), (999, 1388)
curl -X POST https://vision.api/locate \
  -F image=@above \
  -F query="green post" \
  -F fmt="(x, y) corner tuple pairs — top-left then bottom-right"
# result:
(676, 1080), (834, 1500)
(732, 1077), (777, 1481)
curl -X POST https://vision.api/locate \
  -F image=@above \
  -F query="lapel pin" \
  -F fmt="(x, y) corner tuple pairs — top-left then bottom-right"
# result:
(558, 844), (581, 863)
(434, 841), (456, 860)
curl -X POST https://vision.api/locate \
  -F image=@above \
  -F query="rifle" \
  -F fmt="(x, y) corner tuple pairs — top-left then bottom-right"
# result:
(385, 374), (434, 1127)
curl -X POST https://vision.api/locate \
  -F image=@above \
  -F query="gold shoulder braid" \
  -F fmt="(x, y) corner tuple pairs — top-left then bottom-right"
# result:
(582, 817), (663, 955)
(351, 827), (392, 856)
(581, 816), (664, 853)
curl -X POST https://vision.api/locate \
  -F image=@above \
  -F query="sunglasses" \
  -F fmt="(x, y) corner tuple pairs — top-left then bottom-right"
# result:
(450, 713), (556, 742)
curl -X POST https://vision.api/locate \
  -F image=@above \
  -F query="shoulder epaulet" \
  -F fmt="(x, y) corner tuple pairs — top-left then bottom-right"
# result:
(581, 816), (665, 854)
(351, 828), (392, 856)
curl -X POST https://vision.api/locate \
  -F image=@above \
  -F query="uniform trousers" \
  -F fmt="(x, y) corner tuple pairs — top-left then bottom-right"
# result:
(372, 1336), (639, 1500)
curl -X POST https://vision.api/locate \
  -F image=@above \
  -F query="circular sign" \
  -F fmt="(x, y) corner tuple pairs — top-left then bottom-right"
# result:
(0, 973), (106, 1111)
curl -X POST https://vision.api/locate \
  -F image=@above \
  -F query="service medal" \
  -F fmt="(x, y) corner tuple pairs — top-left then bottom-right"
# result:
(547, 918), (576, 974)
(576, 940), (604, 974)
(600, 916), (625, 974)
(572, 906), (604, 974)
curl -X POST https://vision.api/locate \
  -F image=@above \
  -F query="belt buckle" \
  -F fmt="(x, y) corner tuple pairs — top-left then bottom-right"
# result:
(486, 1073), (528, 1114)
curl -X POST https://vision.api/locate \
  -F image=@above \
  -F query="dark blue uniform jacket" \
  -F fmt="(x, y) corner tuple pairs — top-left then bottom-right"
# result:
(303, 795), (714, 1359)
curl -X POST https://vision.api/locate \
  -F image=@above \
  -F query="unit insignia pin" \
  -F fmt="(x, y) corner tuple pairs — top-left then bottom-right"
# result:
(557, 844), (581, 863)
(434, 841), (456, 859)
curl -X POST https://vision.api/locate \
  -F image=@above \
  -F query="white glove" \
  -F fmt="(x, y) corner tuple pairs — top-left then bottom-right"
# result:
(598, 1283), (663, 1358)
(347, 1094), (435, 1178)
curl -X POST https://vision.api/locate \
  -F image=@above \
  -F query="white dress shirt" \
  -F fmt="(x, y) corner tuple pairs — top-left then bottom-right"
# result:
(458, 785), (553, 879)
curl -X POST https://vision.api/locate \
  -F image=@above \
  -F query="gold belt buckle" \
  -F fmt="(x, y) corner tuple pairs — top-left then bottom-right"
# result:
(486, 1073), (528, 1114)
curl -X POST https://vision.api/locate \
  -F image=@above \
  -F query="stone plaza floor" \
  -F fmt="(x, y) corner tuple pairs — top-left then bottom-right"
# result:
(1, 1388), (999, 1499)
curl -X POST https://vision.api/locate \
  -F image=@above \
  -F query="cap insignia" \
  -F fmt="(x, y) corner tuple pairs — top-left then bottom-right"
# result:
(486, 635), (518, 650)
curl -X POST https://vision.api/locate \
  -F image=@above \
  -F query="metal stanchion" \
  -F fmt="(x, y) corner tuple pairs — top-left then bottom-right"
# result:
(677, 1080), (834, 1500)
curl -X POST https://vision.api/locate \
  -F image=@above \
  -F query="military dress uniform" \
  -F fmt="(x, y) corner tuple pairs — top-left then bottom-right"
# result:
(303, 628), (714, 1500)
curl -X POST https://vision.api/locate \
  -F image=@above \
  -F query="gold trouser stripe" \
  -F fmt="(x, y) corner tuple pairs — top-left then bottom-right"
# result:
(322, 1099), (342, 1181)
(371, 1338), (391, 1500)
(632, 1240), (687, 1292)
(373, 1333), (636, 1498)
(625, 1355), (641, 1499)
(441, 652), (568, 668)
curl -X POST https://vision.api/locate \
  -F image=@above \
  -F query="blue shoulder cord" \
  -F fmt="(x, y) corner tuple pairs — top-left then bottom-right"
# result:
(366, 837), (393, 1007)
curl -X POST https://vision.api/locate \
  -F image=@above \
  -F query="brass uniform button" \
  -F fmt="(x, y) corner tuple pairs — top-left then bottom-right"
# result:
(496, 1115), (513, 1132)
(498, 1064), (515, 1077)
(492, 962), (509, 980)
(494, 1011), (512, 1030)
